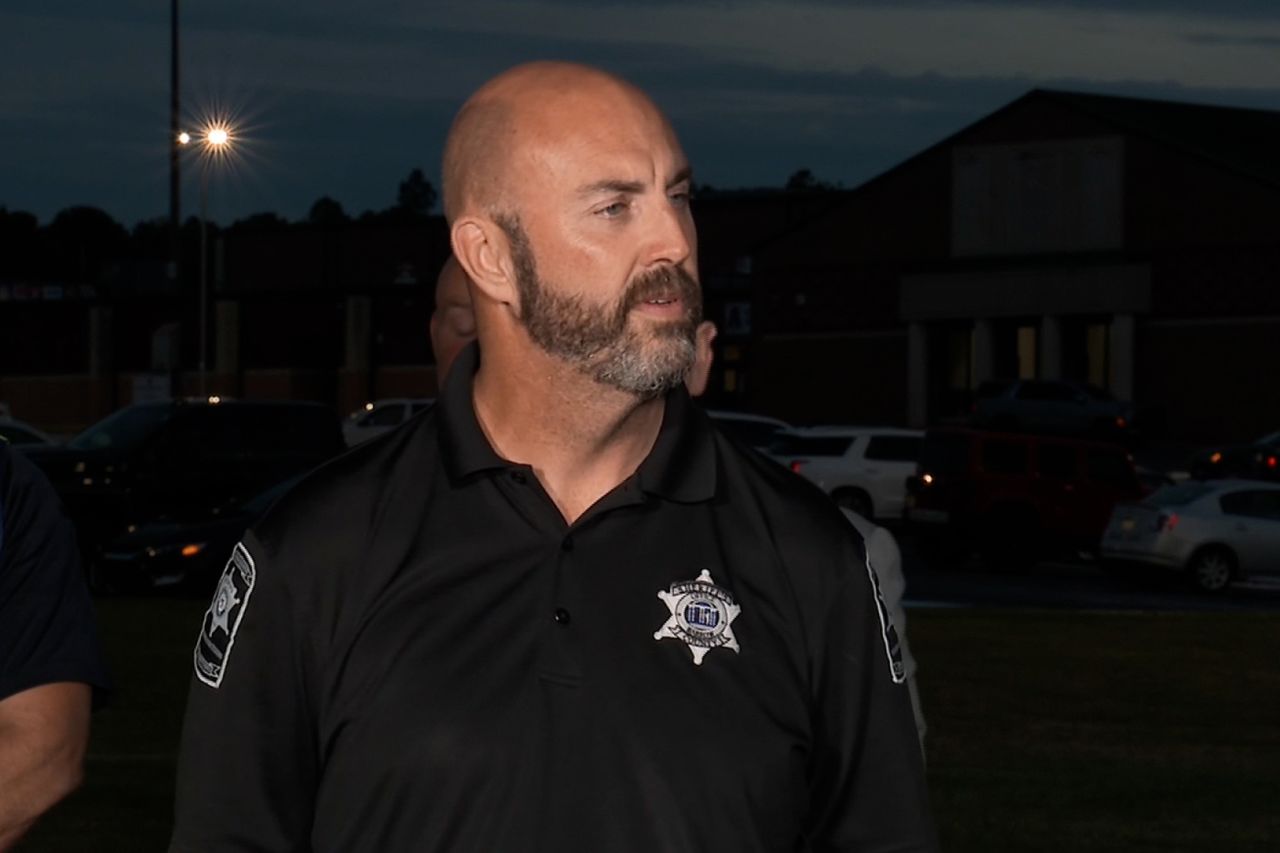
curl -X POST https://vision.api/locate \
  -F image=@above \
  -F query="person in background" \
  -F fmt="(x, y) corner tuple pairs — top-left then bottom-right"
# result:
(0, 441), (110, 850)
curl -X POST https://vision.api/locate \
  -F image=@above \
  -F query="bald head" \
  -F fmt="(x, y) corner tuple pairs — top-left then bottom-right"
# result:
(442, 62), (667, 223)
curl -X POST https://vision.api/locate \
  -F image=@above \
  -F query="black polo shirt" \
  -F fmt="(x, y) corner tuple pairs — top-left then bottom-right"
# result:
(0, 442), (110, 703)
(171, 344), (936, 852)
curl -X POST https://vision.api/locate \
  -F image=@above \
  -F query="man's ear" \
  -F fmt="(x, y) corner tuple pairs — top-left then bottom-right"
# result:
(451, 217), (517, 309)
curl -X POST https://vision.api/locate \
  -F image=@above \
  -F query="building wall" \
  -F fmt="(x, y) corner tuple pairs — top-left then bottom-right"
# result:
(1137, 318), (1280, 444)
(750, 332), (909, 425)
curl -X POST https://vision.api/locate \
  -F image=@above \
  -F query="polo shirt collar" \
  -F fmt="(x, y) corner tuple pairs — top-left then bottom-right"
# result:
(438, 341), (718, 503)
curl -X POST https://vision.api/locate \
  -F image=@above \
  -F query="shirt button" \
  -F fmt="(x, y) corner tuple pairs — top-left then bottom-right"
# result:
(561, 536), (574, 552)
(553, 608), (571, 626)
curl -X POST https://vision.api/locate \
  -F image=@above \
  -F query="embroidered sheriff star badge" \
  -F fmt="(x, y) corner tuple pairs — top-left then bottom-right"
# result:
(653, 569), (741, 665)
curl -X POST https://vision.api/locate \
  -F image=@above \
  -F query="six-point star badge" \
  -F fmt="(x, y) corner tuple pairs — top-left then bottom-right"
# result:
(654, 569), (741, 665)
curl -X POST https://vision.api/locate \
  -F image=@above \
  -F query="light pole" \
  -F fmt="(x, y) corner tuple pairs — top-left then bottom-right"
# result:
(181, 125), (233, 397)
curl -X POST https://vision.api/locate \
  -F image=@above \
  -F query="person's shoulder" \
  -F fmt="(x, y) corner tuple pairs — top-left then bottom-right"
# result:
(251, 408), (441, 559)
(711, 430), (866, 556)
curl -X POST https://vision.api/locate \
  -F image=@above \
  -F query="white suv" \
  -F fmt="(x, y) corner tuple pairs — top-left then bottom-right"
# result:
(769, 426), (923, 520)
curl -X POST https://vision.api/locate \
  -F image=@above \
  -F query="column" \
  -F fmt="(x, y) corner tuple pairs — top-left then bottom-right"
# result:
(1040, 314), (1063, 380)
(1109, 313), (1135, 400)
(908, 322), (928, 428)
(971, 318), (994, 385)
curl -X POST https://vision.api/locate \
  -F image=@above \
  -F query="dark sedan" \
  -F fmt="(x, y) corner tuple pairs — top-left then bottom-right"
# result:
(1187, 430), (1280, 482)
(93, 475), (299, 594)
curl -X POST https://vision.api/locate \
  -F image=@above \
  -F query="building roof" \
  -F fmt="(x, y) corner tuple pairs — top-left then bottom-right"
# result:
(1032, 89), (1280, 190)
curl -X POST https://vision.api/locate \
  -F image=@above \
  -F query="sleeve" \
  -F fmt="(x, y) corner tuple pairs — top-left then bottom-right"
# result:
(864, 525), (927, 748)
(0, 447), (111, 702)
(169, 529), (319, 852)
(804, 531), (938, 852)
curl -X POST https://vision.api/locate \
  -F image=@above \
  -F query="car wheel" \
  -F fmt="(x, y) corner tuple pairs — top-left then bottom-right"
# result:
(1186, 546), (1235, 593)
(832, 488), (873, 520)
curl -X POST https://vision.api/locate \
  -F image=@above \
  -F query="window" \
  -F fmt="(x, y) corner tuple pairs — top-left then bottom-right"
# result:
(362, 404), (406, 428)
(68, 404), (172, 452)
(1145, 482), (1212, 508)
(1036, 444), (1077, 480)
(0, 425), (42, 445)
(1086, 447), (1136, 489)
(1220, 490), (1280, 521)
(981, 439), (1029, 475)
(768, 435), (855, 457)
(715, 418), (786, 449)
(864, 435), (922, 462)
(919, 433), (970, 476)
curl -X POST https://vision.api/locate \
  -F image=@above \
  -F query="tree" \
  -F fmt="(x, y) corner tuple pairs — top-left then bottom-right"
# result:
(308, 196), (349, 226)
(395, 168), (437, 217)
(784, 169), (844, 192)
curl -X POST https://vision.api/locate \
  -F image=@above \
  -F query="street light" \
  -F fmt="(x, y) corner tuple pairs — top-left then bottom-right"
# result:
(179, 124), (235, 396)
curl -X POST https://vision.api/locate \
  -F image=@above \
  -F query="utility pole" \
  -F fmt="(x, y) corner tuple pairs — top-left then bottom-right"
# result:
(169, 0), (181, 276)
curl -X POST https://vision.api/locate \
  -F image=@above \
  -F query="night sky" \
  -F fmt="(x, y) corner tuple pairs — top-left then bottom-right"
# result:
(5, 0), (1280, 227)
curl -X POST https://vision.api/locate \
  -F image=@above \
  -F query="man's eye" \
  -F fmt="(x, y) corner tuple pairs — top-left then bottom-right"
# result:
(669, 190), (691, 208)
(598, 201), (629, 218)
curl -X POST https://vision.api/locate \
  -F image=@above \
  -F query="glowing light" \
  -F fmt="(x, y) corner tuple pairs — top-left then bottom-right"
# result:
(177, 131), (191, 145)
(365, 402), (375, 411)
(922, 473), (934, 485)
(206, 127), (230, 146)
(1210, 451), (1223, 464)
(208, 395), (221, 404)
(181, 544), (206, 558)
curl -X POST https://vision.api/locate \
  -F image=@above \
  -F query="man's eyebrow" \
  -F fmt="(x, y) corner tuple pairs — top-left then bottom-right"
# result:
(577, 179), (645, 197)
(576, 167), (694, 198)
(667, 166), (693, 189)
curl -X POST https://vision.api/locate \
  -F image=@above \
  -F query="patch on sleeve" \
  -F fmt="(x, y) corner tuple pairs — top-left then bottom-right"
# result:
(862, 552), (906, 684)
(194, 541), (257, 688)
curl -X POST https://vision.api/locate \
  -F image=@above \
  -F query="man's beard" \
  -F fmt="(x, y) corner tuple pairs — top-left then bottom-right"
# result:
(498, 215), (701, 398)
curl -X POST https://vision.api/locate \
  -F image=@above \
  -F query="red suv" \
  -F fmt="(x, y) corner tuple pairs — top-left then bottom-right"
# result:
(904, 427), (1144, 567)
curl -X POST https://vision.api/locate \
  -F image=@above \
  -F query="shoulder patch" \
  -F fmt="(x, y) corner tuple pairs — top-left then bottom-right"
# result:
(194, 541), (257, 688)
(862, 552), (906, 684)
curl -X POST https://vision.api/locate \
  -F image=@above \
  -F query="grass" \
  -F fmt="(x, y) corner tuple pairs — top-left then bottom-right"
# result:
(17, 601), (1280, 851)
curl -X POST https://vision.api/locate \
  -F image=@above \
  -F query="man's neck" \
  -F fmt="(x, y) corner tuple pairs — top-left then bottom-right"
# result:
(472, 349), (666, 525)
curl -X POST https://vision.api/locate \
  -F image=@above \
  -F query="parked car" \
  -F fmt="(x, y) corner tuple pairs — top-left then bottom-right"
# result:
(344, 397), (434, 445)
(1101, 480), (1280, 592)
(94, 474), (302, 594)
(1185, 429), (1280, 482)
(706, 409), (792, 452)
(971, 378), (1136, 439)
(768, 426), (923, 520)
(23, 398), (345, 555)
(0, 416), (56, 448)
(904, 427), (1143, 567)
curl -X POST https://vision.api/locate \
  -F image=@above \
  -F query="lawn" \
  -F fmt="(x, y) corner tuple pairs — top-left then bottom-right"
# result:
(17, 600), (1280, 851)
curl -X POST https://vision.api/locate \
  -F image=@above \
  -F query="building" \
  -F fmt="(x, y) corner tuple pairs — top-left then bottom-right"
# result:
(733, 89), (1280, 443)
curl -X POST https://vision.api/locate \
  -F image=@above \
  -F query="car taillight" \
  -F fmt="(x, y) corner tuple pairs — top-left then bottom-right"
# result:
(1267, 455), (1278, 470)
(1155, 513), (1179, 532)
(1115, 416), (1127, 429)
(790, 460), (805, 474)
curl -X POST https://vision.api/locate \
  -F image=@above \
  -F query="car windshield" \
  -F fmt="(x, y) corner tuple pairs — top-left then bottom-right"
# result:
(1255, 430), (1280, 447)
(1143, 482), (1213, 508)
(68, 404), (173, 452)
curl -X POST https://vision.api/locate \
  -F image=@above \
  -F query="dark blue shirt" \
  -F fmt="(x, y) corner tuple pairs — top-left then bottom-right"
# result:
(0, 442), (110, 702)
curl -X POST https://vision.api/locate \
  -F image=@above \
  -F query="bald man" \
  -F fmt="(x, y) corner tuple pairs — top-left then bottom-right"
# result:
(171, 62), (936, 852)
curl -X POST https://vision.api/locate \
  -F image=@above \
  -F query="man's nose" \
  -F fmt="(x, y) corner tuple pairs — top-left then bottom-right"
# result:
(643, 197), (694, 268)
